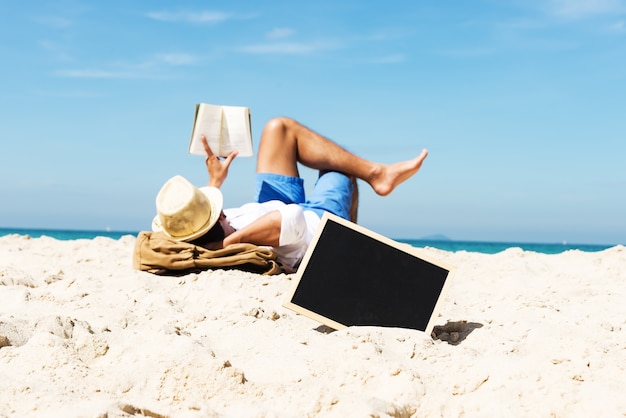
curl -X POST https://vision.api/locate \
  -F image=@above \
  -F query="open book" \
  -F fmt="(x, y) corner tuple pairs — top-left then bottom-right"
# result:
(189, 103), (253, 157)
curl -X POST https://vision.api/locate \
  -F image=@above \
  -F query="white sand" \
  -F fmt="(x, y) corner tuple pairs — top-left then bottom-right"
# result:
(1, 234), (625, 417)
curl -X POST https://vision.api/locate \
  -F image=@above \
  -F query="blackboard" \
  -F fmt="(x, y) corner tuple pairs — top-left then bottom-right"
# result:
(283, 213), (455, 335)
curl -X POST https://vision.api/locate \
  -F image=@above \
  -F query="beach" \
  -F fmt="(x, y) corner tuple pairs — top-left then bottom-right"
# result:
(1, 234), (625, 417)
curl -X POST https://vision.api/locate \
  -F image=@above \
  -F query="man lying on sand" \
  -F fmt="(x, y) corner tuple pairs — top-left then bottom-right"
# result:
(152, 117), (428, 272)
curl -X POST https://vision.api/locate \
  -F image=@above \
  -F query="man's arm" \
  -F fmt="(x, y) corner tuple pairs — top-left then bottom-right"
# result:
(200, 135), (283, 249)
(223, 210), (282, 247)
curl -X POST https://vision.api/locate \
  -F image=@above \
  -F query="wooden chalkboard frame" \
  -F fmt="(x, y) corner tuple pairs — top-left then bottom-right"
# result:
(283, 213), (455, 336)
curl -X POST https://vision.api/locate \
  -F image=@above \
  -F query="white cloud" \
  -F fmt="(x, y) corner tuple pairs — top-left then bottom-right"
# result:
(32, 15), (73, 29)
(32, 89), (106, 98)
(360, 28), (410, 42)
(39, 39), (73, 61)
(371, 54), (407, 64)
(146, 10), (233, 23)
(436, 47), (494, 58)
(547, 0), (626, 19)
(155, 53), (198, 66)
(238, 41), (342, 55)
(495, 18), (547, 31)
(608, 19), (626, 31)
(54, 51), (198, 80)
(54, 69), (166, 79)
(266, 28), (295, 40)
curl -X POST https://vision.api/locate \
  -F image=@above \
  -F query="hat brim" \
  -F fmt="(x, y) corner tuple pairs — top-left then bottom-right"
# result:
(151, 186), (223, 242)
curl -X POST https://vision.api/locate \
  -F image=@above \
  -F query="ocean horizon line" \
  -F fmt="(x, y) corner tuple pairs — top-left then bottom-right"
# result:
(0, 226), (619, 255)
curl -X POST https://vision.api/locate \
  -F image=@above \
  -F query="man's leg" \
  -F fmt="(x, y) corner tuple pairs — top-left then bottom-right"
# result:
(256, 117), (428, 196)
(348, 175), (358, 223)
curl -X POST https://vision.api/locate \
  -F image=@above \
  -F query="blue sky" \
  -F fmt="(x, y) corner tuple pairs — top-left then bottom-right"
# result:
(1, 0), (625, 245)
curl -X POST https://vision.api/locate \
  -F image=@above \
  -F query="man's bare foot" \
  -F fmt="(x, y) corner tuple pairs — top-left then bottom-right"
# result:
(370, 149), (428, 196)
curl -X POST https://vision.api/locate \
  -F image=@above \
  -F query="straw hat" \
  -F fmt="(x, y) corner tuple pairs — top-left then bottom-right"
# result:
(151, 175), (223, 242)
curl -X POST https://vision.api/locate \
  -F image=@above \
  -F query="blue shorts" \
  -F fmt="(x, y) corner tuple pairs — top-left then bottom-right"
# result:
(254, 172), (354, 220)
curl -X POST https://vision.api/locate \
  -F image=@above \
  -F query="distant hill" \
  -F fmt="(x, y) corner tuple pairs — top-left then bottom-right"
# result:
(418, 234), (452, 241)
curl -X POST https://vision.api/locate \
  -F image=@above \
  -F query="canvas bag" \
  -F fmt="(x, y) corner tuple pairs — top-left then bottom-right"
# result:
(133, 231), (282, 275)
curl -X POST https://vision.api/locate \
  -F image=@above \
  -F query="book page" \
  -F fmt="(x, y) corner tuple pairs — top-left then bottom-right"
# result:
(188, 103), (224, 156)
(220, 105), (253, 157)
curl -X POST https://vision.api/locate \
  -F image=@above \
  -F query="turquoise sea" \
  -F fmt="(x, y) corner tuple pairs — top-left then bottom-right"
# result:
(396, 238), (614, 254)
(0, 227), (615, 255)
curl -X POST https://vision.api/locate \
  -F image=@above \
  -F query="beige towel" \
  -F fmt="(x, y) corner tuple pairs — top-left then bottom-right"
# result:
(133, 231), (282, 275)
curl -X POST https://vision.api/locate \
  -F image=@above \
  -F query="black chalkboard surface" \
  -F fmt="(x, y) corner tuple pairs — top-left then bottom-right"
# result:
(283, 213), (455, 335)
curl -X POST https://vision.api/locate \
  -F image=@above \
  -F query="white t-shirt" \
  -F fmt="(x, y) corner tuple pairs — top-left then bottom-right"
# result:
(223, 201), (321, 271)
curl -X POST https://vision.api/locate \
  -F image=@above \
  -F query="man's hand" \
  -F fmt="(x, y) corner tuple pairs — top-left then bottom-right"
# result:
(202, 135), (238, 188)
